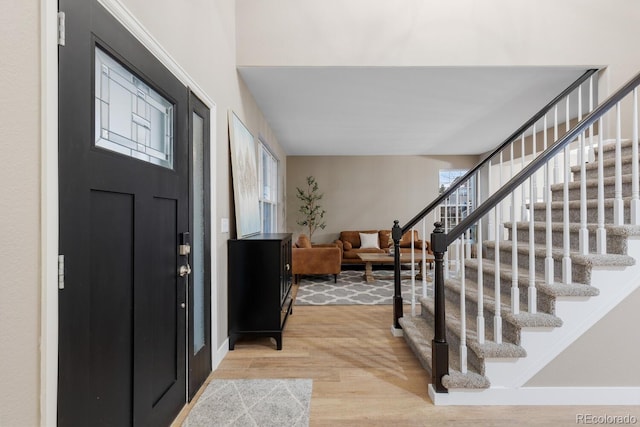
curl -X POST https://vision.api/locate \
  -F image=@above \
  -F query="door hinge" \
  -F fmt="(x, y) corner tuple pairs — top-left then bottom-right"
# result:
(57, 11), (66, 46)
(58, 255), (65, 289)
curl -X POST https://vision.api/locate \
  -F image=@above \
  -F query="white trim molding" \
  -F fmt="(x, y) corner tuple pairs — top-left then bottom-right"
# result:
(41, 0), (59, 425)
(214, 338), (230, 371)
(429, 385), (640, 406)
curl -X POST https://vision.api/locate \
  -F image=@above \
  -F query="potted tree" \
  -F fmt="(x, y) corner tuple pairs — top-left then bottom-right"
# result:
(296, 176), (326, 241)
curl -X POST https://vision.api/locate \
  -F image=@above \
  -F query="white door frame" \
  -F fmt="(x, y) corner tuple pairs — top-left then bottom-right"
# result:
(40, 1), (218, 424)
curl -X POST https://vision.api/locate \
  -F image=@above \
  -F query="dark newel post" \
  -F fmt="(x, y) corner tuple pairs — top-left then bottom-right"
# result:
(392, 220), (403, 329)
(431, 222), (449, 393)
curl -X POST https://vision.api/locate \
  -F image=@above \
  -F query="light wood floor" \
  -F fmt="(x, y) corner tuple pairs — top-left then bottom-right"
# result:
(173, 302), (639, 426)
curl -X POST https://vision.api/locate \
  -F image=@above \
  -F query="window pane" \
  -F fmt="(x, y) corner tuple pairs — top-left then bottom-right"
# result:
(439, 169), (475, 234)
(94, 47), (174, 169)
(258, 141), (278, 232)
(263, 203), (274, 233)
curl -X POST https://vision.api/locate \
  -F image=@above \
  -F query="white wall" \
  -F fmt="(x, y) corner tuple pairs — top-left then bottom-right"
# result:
(527, 288), (640, 386)
(236, 0), (637, 71)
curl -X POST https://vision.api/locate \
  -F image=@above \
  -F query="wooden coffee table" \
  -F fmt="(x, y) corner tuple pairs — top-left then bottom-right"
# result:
(356, 252), (434, 283)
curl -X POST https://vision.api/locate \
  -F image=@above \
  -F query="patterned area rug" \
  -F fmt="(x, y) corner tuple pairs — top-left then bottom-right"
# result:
(183, 379), (312, 427)
(295, 269), (432, 305)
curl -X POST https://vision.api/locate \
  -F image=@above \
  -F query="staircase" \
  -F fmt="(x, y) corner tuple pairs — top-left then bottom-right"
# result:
(392, 71), (640, 405)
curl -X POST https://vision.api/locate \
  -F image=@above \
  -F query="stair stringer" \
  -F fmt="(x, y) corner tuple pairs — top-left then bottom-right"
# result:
(429, 237), (640, 405)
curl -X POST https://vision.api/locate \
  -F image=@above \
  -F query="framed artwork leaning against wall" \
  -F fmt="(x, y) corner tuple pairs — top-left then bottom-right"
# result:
(228, 110), (261, 238)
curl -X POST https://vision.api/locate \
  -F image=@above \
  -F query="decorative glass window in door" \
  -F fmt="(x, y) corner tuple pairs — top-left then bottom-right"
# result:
(94, 47), (174, 169)
(258, 140), (278, 233)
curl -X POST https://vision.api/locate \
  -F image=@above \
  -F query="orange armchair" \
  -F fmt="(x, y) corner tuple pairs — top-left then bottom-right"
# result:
(292, 234), (342, 284)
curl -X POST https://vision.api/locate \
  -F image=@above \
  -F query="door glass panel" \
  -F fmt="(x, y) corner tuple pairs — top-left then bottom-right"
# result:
(94, 47), (174, 169)
(192, 112), (206, 353)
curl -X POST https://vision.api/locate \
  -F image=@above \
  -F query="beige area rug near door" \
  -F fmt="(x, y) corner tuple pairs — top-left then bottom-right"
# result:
(182, 379), (312, 427)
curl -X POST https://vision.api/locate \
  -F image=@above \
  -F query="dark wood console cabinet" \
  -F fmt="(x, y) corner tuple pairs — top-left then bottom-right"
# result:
(228, 233), (293, 350)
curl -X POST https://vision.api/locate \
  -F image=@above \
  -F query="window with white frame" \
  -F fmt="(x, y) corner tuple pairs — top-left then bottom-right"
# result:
(438, 169), (476, 237)
(258, 140), (278, 233)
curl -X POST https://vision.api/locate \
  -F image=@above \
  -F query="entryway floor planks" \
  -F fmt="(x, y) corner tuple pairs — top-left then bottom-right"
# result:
(172, 304), (640, 426)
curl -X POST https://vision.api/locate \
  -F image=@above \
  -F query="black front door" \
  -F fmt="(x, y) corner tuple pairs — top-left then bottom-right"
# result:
(58, 1), (188, 425)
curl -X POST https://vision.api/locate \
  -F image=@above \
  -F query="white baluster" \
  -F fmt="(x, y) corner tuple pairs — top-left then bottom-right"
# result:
(494, 151), (503, 344)
(596, 117), (607, 254)
(444, 198), (450, 279)
(579, 85), (589, 255)
(614, 102), (624, 225)
(588, 76), (596, 163)
(553, 105), (560, 185)
(529, 122), (538, 312)
(544, 114), (555, 284)
(488, 161), (495, 240)
(510, 141), (519, 315)
(528, 173), (537, 313)
(411, 227), (416, 316)
(476, 225), (485, 345)
(632, 88), (640, 225)
(521, 134), (528, 220)
(459, 235), (468, 374)
(562, 97), (572, 285)
(466, 180), (472, 260)
(422, 218), (427, 298)
(455, 188), (461, 276)
(531, 123), (538, 203)
(476, 180), (485, 345)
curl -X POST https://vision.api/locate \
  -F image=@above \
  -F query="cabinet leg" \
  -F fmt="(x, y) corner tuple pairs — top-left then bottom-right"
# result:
(275, 334), (283, 350)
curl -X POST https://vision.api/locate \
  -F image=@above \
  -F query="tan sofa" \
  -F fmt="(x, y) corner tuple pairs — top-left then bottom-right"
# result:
(334, 229), (432, 265)
(292, 234), (342, 284)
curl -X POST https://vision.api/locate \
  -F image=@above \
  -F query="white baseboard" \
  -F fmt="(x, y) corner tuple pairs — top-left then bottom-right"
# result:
(213, 338), (229, 370)
(429, 384), (640, 405)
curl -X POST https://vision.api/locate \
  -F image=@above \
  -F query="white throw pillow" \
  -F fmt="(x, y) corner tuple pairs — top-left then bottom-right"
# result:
(359, 232), (380, 249)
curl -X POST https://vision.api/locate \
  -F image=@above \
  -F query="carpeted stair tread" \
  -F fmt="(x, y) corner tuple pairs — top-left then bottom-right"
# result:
(442, 370), (491, 390)
(570, 155), (640, 174)
(398, 315), (433, 373)
(599, 138), (634, 153)
(531, 197), (635, 211)
(419, 296), (527, 359)
(465, 258), (600, 297)
(484, 240), (635, 267)
(503, 221), (640, 255)
(443, 276), (564, 329)
(549, 172), (636, 193)
(503, 221), (640, 236)
(399, 315), (491, 389)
